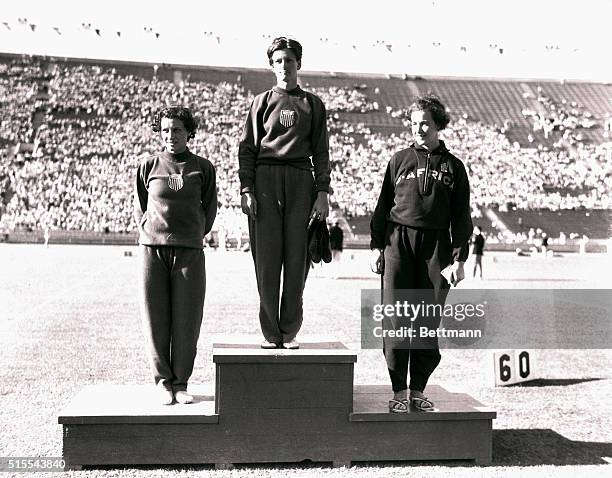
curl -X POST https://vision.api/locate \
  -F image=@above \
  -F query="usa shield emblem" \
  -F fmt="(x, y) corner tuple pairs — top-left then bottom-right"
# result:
(280, 109), (296, 128)
(168, 174), (184, 191)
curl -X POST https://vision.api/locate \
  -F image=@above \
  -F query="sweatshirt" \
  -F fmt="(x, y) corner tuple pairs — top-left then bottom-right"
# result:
(238, 86), (331, 194)
(370, 141), (473, 261)
(134, 149), (217, 248)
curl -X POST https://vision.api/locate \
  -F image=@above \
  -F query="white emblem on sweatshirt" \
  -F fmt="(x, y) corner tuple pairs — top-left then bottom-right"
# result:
(279, 109), (296, 128)
(168, 174), (184, 191)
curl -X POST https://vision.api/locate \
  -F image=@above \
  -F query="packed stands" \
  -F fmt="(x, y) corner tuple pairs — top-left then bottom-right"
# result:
(0, 58), (43, 144)
(0, 54), (610, 242)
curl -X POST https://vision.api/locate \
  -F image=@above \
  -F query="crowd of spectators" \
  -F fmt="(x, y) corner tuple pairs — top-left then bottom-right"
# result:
(307, 85), (379, 113)
(1, 59), (251, 233)
(330, 116), (611, 218)
(448, 118), (611, 211)
(0, 57), (610, 239)
(522, 86), (597, 146)
(0, 58), (44, 144)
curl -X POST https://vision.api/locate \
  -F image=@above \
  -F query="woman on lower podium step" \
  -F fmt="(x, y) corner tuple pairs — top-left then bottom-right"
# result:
(134, 106), (217, 405)
(369, 94), (473, 412)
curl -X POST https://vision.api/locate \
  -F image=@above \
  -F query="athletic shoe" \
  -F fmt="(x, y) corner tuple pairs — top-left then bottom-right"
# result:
(283, 339), (300, 349)
(308, 222), (322, 263)
(320, 224), (332, 263)
(261, 340), (279, 349)
(175, 390), (194, 404)
(158, 388), (174, 406)
(308, 221), (332, 264)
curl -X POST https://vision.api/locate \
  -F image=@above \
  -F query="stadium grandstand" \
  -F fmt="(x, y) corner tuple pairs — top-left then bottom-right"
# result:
(1, 1), (611, 250)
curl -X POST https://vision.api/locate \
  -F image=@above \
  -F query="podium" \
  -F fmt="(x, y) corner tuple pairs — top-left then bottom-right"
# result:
(59, 342), (495, 469)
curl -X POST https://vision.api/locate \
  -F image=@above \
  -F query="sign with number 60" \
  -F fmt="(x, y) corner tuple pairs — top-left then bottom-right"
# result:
(493, 350), (538, 386)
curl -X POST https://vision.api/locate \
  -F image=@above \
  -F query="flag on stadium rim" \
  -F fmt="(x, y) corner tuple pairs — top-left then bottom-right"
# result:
(280, 109), (296, 128)
(168, 174), (184, 191)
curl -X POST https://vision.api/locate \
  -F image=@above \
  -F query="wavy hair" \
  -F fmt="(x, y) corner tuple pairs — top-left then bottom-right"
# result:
(408, 94), (450, 130)
(267, 36), (303, 66)
(151, 106), (198, 139)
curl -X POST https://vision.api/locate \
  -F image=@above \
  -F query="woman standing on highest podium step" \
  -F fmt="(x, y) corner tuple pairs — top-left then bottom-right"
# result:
(370, 95), (473, 413)
(134, 106), (217, 405)
(238, 37), (331, 350)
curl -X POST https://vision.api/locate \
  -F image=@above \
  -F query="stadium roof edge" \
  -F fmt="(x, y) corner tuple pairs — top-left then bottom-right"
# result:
(1, 51), (610, 85)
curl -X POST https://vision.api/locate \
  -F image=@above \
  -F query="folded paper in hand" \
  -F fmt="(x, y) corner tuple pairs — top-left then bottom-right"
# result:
(441, 263), (463, 287)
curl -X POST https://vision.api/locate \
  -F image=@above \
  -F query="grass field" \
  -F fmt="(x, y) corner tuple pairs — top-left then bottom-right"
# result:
(0, 244), (611, 477)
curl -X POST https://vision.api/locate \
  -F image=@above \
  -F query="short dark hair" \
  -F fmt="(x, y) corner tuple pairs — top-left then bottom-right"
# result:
(408, 94), (450, 130)
(267, 36), (303, 66)
(151, 106), (198, 139)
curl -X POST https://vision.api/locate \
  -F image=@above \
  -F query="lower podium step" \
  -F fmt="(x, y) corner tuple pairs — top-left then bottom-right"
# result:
(350, 384), (496, 464)
(58, 383), (219, 469)
(58, 344), (496, 468)
(59, 384), (218, 424)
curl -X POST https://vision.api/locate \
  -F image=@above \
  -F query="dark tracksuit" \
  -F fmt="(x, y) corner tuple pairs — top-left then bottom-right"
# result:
(134, 149), (217, 391)
(238, 86), (331, 344)
(370, 141), (472, 392)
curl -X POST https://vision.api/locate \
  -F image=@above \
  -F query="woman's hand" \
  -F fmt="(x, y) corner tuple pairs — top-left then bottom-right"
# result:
(453, 261), (465, 285)
(309, 191), (329, 227)
(442, 261), (465, 286)
(370, 249), (384, 274)
(241, 192), (257, 218)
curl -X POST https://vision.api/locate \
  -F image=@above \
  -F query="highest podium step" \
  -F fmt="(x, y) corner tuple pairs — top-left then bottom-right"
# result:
(213, 342), (356, 413)
(59, 341), (495, 469)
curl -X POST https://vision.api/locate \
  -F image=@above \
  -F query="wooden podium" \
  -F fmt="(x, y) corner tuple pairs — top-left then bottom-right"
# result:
(59, 342), (495, 469)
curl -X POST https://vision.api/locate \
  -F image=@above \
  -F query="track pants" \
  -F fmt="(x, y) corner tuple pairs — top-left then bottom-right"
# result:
(140, 245), (205, 391)
(248, 164), (314, 344)
(382, 223), (451, 392)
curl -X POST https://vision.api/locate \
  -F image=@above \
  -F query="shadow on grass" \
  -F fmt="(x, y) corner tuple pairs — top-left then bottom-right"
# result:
(508, 378), (603, 387)
(191, 395), (214, 404)
(493, 429), (612, 466)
